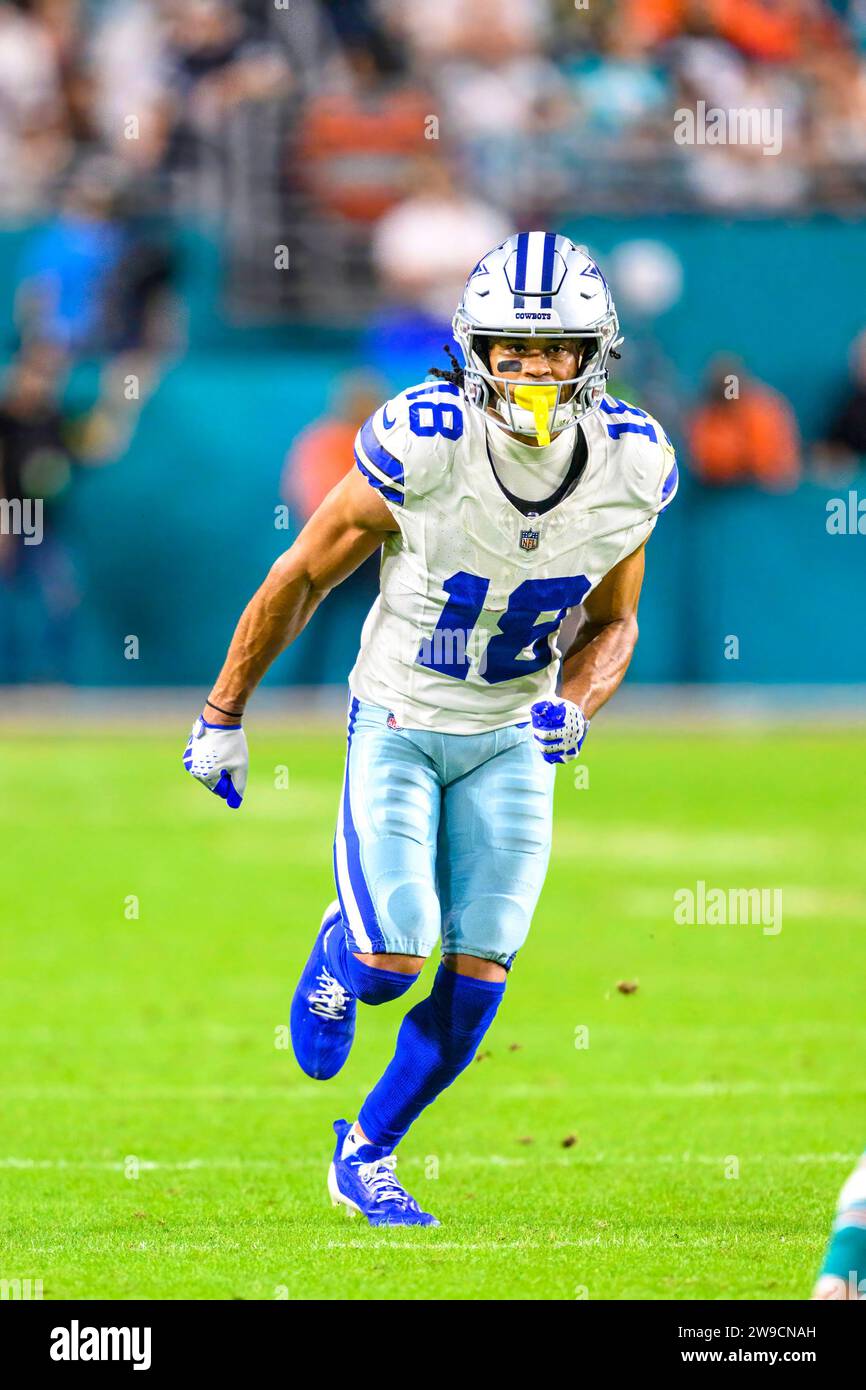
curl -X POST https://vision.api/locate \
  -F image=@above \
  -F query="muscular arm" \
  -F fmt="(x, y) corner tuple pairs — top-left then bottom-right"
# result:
(205, 468), (397, 721)
(560, 542), (646, 719)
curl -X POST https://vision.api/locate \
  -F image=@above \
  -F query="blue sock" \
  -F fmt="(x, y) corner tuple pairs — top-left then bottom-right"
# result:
(323, 919), (419, 1005)
(358, 964), (505, 1149)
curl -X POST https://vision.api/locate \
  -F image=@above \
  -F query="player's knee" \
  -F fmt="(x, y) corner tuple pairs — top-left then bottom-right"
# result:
(346, 953), (423, 1006)
(379, 874), (441, 957)
(442, 953), (507, 983)
(453, 894), (533, 968)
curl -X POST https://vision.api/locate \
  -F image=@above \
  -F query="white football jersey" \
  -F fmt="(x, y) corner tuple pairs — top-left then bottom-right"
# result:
(349, 381), (677, 733)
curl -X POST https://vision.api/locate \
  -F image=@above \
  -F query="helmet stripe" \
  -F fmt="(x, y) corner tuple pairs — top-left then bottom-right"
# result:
(512, 231), (558, 308)
(540, 231), (556, 308)
(513, 231), (529, 308)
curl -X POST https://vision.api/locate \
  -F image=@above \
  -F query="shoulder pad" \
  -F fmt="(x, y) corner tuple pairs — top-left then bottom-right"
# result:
(599, 395), (678, 514)
(353, 381), (466, 508)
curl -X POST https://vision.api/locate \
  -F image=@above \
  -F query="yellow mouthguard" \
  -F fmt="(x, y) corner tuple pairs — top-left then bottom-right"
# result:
(513, 384), (558, 445)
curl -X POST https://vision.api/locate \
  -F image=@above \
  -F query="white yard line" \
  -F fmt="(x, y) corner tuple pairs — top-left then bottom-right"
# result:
(0, 1152), (858, 1172)
(316, 1238), (597, 1251)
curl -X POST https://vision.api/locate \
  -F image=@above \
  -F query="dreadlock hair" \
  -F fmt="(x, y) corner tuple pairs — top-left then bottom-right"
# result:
(428, 344), (466, 389)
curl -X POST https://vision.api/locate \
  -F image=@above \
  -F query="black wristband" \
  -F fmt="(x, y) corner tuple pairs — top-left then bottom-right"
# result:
(205, 699), (245, 719)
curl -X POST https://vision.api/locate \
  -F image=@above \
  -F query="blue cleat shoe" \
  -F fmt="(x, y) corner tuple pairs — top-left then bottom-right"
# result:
(327, 1119), (440, 1227)
(290, 902), (356, 1080)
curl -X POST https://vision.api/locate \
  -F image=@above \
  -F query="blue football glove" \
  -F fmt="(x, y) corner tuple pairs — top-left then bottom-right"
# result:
(530, 698), (589, 764)
(182, 715), (248, 809)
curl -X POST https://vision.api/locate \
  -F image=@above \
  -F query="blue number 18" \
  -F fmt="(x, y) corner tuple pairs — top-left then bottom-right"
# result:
(416, 571), (591, 684)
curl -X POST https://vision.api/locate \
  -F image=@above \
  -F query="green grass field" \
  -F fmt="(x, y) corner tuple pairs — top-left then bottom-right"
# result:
(2, 724), (863, 1300)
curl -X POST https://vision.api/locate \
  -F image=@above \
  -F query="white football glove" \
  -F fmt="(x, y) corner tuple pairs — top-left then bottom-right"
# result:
(182, 715), (248, 809)
(530, 698), (589, 764)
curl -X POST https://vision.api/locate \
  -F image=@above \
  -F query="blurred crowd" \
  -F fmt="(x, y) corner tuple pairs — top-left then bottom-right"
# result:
(2, 0), (866, 325)
(3, 0), (866, 219)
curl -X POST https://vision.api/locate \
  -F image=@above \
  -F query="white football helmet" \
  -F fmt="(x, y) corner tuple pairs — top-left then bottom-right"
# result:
(452, 231), (622, 441)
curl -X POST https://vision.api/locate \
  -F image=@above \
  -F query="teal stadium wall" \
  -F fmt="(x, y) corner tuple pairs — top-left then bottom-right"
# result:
(2, 218), (864, 686)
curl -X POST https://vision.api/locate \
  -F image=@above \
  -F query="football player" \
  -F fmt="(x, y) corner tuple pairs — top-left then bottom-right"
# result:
(812, 1152), (866, 1299)
(184, 232), (677, 1226)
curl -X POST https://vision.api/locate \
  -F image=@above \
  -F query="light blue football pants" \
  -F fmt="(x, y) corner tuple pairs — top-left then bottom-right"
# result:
(333, 696), (555, 967)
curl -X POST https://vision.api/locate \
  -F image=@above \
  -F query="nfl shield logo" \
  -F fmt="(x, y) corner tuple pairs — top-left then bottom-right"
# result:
(519, 527), (539, 552)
